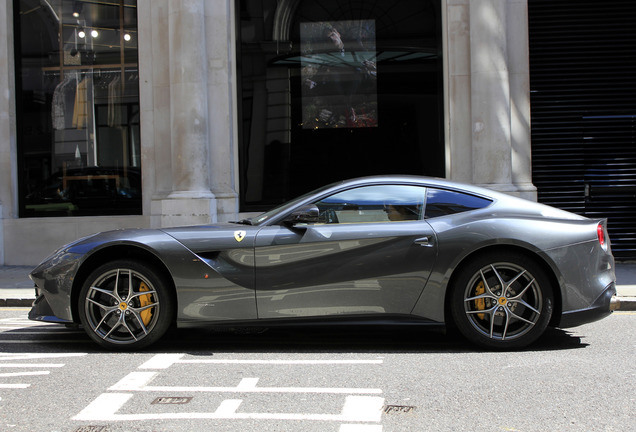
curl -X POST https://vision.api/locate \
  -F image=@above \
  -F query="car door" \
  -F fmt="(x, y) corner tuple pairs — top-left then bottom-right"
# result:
(254, 184), (438, 319)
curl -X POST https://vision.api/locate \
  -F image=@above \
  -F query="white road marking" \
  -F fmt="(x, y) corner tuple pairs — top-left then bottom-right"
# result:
(0, 353), (87, 361)
(340, 425), (383, 432)
(0, 325), (75, 330)
(139, 353), (184, 369)
(109, 371), (382, 394)
(0, 384), (30, 389)
(0, 320), (50, 327)
(78, 353), (385, 428)
(73, 393), (132, 420)
(0, 353), (87, 390)
(0, 339), (87, 344)
(180, 359), (385, 365)
(0, 371), (50, 377)
(236, 377), (259, 389)
(74, 393), (385, 422)
(109, 371), (157, 391)
(0, 330), (84, 335)
(216, 399), (243, 415)
(0, 363), (65, 368)
(138, 354), (383, 370)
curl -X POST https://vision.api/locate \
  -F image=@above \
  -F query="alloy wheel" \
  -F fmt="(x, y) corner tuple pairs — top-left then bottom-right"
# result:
(83, 267), (161, 345)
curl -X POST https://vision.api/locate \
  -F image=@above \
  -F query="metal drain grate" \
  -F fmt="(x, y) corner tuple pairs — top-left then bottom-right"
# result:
(73, 427), (109, 432)
(383, 405), (416, 414)
(151, 396), (193, 405)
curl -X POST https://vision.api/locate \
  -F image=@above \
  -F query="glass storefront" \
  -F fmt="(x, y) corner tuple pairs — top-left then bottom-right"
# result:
(237, 0), (444, 211)
(14, 0), (140, 217)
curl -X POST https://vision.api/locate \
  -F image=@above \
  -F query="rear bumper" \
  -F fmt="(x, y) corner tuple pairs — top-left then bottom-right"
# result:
(559, 282), (616, 328)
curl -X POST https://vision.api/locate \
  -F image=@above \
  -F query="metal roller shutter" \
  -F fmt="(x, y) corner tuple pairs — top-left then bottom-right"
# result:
(529, 0), (636, 259)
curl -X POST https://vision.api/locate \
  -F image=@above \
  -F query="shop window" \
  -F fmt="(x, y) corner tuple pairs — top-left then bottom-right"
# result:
(237, 0), (444, 211)
(14, 0), (140, 217)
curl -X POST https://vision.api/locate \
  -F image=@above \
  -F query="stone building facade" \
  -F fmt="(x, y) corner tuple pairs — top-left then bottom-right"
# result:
(0, 0), (534, 265)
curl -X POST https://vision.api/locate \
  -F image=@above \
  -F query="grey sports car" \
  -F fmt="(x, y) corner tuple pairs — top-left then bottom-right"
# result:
(29, 176), (616, 350)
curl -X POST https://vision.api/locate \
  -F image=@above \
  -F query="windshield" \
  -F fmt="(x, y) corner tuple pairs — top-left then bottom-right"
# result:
(251, 183), (338, 225)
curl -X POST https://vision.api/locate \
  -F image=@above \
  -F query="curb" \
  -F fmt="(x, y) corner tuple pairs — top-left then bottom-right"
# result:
(0, 298), (34, 307)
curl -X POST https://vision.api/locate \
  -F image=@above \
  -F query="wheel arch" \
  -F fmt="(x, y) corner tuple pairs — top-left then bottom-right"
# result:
(70, 245), (177, 323)
(443, 244), (563, 329)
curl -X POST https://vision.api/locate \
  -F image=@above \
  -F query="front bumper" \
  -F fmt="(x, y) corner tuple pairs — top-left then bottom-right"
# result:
(559, 282), (616, 328)
(28, 292), (73, 324)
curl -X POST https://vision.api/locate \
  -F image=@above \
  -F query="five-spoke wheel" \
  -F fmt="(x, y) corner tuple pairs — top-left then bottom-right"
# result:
(451, 252), (553, 349)
(78, 260), (174, 350)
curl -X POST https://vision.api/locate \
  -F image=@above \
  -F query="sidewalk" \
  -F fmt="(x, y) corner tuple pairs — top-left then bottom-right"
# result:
(1, 264), (635, 310)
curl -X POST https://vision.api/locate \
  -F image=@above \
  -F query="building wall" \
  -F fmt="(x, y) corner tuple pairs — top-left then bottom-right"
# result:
(0, 0), (533, 265)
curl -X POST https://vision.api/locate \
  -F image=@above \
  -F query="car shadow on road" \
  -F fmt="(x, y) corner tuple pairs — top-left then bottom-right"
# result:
(0, 323), (587, 354)
(153, 324), (588, 354)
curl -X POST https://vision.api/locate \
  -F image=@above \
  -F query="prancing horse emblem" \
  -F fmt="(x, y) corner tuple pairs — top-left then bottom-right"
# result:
(234, 230), (247, 242)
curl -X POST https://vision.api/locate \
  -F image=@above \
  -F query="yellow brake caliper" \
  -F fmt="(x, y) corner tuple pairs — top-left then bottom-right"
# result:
(475, 281), (486, 320)
(138, 282), (153, 326)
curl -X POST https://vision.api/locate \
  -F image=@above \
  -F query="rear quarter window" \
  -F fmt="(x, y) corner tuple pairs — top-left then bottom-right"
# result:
(425, 189), (492, 218)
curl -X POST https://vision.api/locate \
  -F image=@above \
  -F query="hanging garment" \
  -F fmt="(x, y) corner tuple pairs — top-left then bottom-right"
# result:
(51, 75), (76, 130)
(72, 77), (92, 129)
(108, 75), (122, 127)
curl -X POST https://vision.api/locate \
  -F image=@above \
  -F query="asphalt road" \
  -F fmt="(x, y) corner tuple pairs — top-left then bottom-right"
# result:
(0, 308), (634, 432)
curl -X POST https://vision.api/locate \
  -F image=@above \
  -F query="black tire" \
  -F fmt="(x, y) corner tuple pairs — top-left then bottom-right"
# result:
(78, 260), (174, 350)
(450, 251), (553, 349)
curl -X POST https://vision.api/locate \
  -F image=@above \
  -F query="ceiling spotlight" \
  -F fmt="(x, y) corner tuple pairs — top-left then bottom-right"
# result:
(91, 30), (99, 38)
(123, 33), (132, 42)
(78, 29), (86, 38)
(72, 1), (83, 18)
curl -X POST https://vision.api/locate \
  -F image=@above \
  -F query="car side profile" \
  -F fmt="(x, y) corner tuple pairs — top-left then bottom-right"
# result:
(29, 176), (616, 350)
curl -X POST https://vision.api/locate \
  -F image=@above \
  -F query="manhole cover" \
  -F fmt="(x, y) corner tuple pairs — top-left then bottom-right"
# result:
(151, 396), (193, 405)
(73, 427), (109, 432)
(383, 405), (416, 414)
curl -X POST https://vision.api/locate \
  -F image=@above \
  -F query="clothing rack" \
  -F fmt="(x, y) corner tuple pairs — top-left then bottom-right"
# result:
(45, 0), (136, 172)
(41, 63), (137, 72)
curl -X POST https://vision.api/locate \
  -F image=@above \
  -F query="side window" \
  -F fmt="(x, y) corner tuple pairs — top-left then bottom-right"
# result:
(315, 185), (426, 224)
(425, 189), (492, 218)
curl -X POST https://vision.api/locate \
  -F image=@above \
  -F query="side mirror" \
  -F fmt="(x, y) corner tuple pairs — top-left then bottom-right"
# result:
(285, 204), (320, 225)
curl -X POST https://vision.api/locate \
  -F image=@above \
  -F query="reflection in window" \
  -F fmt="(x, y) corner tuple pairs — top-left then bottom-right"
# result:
(238, 0), (443, 210)
(300, 20), (378, 129)
(425, 189), (492, 219)
(15, 0), (140, 217)
(315, 185), (426, 224)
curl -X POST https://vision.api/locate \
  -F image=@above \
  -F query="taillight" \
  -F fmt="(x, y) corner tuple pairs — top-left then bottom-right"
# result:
(597, 223), (608, 251)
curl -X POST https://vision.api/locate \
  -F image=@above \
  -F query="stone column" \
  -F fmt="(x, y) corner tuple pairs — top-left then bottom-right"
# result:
(169, 0), (213, 198)
(445, 0), (536, 200)
(155, 0), (218, 226)
(0, 0), (17, 263)
(507, 0), (535, 198)
(470, 0), (512, 189)
(205, 0), (239, 222)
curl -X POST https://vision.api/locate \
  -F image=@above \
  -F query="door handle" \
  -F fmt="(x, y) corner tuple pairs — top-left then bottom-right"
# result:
(414, 236), (434, 247)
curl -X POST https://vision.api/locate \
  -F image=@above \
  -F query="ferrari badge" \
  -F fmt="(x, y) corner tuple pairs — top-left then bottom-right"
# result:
(234, 230), (247, 242)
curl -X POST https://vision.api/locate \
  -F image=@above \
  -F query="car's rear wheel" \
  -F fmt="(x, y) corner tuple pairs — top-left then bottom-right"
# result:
(450, 252), (553, 349)
(78, 260), (174, 350)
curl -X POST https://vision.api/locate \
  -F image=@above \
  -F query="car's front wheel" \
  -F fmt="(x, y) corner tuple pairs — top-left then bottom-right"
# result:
(450, 252), (553, 349)
(78, 260), (174, 350)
